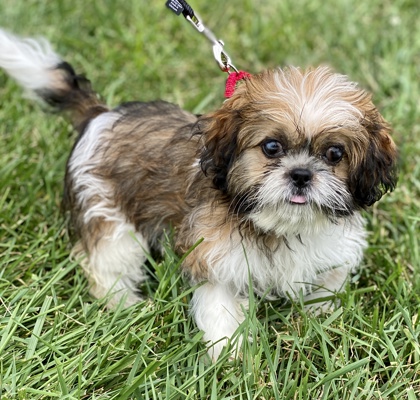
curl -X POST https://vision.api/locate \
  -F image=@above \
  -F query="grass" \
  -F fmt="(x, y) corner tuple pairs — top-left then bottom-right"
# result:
(0, 0), (419, 398)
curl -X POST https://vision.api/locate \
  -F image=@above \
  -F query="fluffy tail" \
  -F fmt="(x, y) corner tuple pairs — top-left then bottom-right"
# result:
(0, 29), (108, 131)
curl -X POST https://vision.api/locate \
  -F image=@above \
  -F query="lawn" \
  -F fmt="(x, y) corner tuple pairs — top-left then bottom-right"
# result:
(0, 0), (419, 399)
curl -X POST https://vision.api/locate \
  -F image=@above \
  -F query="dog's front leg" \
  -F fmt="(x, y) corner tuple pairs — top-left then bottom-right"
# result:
(191, 282), (247, 360)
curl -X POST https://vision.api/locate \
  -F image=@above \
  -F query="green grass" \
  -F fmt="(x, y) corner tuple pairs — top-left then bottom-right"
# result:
(0, 0), (419, 398)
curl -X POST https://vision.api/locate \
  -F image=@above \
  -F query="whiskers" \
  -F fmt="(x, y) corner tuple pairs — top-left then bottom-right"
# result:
(310, 172), (354, 217)
(241, 159), (356, 236)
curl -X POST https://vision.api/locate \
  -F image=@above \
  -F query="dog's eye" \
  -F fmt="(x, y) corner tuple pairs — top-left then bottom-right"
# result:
(261, 140), (284, 158)
(324, 146), (344, 164)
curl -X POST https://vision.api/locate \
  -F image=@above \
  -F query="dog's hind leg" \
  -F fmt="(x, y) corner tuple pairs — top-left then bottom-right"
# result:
(64, 111), (151, 308)
(72, 217), (149, 308)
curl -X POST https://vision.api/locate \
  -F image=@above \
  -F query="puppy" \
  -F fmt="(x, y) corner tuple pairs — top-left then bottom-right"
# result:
(0, 29), (397, 360)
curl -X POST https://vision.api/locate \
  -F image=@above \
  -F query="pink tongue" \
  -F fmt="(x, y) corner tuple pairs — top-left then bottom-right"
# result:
(290, 195), (307, 204)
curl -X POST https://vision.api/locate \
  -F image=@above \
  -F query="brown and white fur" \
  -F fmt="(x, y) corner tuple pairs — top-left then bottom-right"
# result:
(0, 29), (397, 360)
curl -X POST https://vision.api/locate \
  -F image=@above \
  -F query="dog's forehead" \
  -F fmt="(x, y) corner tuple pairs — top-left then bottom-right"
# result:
(244, 67), (365, 137)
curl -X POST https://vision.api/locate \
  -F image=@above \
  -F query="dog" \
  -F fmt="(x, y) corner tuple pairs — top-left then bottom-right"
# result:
(0, 29), (397, 360)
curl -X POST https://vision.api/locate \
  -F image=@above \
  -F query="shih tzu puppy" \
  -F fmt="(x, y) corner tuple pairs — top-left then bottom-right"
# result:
(0, 29), (397, 360)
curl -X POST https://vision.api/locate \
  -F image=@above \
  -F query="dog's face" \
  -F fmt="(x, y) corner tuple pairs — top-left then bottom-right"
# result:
(199, 67), (397, 234)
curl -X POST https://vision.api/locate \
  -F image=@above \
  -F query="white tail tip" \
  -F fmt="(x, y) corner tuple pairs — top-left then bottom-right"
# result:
(0, 29), (62, 93)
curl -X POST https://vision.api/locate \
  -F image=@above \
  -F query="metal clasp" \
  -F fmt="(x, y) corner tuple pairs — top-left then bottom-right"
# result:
(211, 40), (237, 73)
(185, 14), (237, 72)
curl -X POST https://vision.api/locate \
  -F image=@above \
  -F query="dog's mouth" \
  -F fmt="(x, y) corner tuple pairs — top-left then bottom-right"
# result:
(289, 194), (308, 205)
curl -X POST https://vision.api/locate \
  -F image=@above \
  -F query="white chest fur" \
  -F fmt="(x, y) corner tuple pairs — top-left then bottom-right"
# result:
(204, 214), (367, 298)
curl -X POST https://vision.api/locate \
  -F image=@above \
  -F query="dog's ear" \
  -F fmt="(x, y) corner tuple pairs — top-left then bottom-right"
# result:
(198, 101), (244, 193)
(349, 105), (398, 208)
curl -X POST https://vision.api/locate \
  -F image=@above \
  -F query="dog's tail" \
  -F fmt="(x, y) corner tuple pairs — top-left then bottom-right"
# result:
(0, 29), (108, 132)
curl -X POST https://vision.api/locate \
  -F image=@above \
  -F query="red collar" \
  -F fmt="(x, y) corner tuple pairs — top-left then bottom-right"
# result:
(224, 71), (252, 98)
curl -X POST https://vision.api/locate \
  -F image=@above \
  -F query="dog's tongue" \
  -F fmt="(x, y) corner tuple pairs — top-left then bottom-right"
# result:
(290, 195), (307, 204)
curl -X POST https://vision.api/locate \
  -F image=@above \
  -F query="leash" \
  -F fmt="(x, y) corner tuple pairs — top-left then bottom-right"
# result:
(165, 0), (251, 97)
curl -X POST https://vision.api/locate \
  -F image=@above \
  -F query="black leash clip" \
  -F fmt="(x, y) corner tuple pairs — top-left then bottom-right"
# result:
(165, 0), (238, 73)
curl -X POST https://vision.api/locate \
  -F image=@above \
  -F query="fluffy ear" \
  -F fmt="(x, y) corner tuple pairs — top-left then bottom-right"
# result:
(198, 103), (244, 193)
(349, 107), (398, 208)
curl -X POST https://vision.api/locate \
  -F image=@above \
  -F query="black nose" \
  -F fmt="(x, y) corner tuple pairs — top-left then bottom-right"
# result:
(290, 168), (312, 188)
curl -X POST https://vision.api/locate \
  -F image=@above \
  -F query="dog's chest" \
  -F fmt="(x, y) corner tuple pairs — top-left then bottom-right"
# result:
(207, 217), (367, 297)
